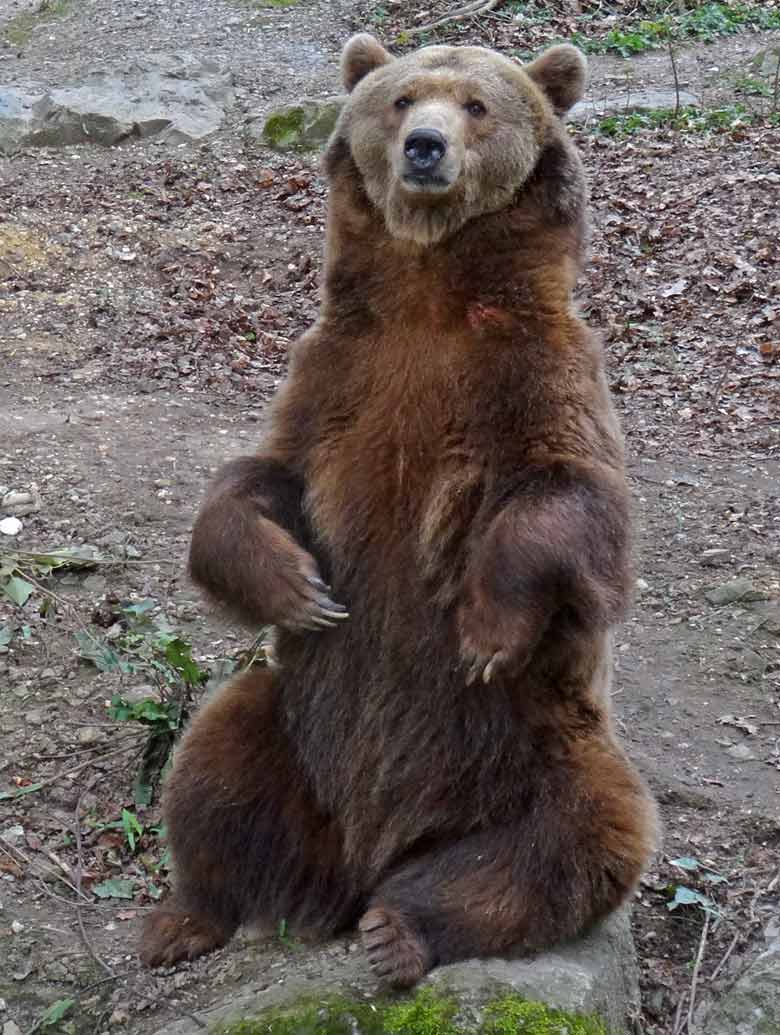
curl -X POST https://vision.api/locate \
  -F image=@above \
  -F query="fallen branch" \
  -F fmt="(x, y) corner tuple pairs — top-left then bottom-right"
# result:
(74, 792), (115, 977)
(405, 0), (502, 37)
(0, 739), (144, 801)
(687, 913), (711, 1032)
(709, 931), (740, 983)
(0, 838), (92, 903)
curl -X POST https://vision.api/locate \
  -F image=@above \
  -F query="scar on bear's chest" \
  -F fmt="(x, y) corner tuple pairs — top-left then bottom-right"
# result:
(466, 303), (513, 331)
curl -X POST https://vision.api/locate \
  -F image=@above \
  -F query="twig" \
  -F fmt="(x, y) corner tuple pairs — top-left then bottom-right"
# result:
(0, 739), (144, 801)
(24, 973), (127, 1035)
(666, 26), (681, 120)
(672, 994), (686, 1035)
(74, 792), (115, 976)
(687, 912), (710, 1032)
(709, 931), (740, 983)
(0, 838), (92, 903)
(405, 0), (502, 37)
(10, 569), (115, 658)
(13, 548), (172, 567)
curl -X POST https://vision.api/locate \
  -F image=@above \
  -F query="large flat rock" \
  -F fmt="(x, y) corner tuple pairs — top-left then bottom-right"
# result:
(699, 929), (780, 1035)
(154, 909), (638, 1034)
(0, 53), (233, 152)
(569, 88), (700, 122)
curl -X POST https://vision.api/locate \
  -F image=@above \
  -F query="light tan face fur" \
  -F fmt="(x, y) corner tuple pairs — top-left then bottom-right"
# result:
(336, 35), (587, 246)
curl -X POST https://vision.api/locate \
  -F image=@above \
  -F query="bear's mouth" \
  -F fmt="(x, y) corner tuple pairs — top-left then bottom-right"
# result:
(402, 172), (452, 193)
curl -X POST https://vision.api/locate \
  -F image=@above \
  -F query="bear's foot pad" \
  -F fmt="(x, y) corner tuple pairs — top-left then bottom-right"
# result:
(359, 906), (429, 988)
(140, 907), (228, 967)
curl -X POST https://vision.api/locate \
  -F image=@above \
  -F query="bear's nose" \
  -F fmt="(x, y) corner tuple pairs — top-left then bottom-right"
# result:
(404, 128), (447, 171)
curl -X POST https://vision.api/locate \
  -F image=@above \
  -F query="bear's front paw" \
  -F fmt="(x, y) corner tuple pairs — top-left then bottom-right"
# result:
(271, 554), (350, 633)
(457, 596), (540, 686)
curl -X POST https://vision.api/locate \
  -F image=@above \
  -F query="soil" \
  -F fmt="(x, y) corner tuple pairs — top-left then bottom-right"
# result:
(0, 2), (778, 1034)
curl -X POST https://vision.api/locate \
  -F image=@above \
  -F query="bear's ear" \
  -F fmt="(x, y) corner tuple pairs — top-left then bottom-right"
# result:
(341, 33), (393, 92)
(524, 45), (587, 116)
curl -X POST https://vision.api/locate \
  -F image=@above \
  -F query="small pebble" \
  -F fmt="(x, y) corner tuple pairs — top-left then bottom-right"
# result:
(0, 517), (22, 536)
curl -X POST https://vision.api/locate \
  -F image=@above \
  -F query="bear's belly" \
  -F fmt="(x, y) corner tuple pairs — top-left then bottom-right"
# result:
(274, 598), (549, 874)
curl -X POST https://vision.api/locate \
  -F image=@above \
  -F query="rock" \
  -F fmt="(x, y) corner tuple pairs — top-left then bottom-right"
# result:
(77, 726), (105, 746)
(0, 517), (22, 536)
(3, 1022), (22, 1035)
(700, 935), (780, 1035)
(726, 743), (757, 761)
(252, 96), (344, 151)
(82, 573), (108, 593)
(153, 910), (637, 1034)
(0, 825), (25, 845)
(700, 548), (730, 567)
(705, 578), (769, 606)
(24, 709), (44, 725)
(0, 54), (233, 153)
(568, 88), (701, 123)
(0, 489), (41, 516)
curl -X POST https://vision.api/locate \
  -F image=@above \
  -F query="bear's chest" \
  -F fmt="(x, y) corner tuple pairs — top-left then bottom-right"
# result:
(302, 340), (488, 590)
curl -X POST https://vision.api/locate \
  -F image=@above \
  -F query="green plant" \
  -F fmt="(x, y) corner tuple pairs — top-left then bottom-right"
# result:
(78, 598), (209, 805)
(666, 855), (727, 917)
(571, 4), (780, 57)
(0, 545), (102, 607)
(735, 75), (772, 97)
(121, 807), (144, 852)
(593, 103), (769, 136)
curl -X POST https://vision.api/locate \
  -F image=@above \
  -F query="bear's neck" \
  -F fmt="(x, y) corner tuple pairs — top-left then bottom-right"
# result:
(322, 157), (586, 331)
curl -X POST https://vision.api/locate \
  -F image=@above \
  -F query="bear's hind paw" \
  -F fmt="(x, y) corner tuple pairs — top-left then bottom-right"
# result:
(140, 907), (228, 968)
(359, 906), (429, 988)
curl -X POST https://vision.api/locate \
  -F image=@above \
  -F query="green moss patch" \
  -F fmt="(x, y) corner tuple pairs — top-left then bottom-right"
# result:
(482, 996), (607, 1034)
(260, 99), (343, 152)
(214, 988), (608, 1035)
(262, 107), (307, 150)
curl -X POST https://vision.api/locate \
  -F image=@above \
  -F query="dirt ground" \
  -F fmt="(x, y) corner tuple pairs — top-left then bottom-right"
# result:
(0, 2), (778, 1033)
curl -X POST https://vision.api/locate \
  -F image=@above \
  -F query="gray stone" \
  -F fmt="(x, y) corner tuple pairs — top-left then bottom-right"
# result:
(429, 909), (638, 1034)
(251, 96), (344, 152)
(153, 909), (637, 1034)
(0, 53), (233, 153)
(77, 726), (105, 746)
(726, 743), (757, 761)
(705, 578), (769, 606)
(699, 936), (780, 1035)
(0, 489), (40, 516)
(569, 88), (700, 123)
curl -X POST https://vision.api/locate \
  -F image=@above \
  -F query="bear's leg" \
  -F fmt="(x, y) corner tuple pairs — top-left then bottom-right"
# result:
(360, 742), (656, 987)
(140, 667), (358, 967)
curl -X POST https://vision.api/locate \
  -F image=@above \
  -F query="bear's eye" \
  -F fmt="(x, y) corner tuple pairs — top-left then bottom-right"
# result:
(394, 96), (413, 111)
(465, 100), (487, 117)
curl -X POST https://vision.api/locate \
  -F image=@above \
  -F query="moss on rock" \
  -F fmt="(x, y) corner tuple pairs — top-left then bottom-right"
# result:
(482, 995), (607, 1034)
(262, 107), (307, 150)
(259, 99), (343, 152)
(214, 987), (608, 1035)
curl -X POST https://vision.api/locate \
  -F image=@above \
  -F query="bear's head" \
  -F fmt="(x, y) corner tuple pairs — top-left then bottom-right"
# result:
(327, 35), (587, 246)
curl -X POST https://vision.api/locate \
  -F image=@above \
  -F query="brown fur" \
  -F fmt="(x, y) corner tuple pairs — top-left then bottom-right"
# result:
(141, 34), (658, 985)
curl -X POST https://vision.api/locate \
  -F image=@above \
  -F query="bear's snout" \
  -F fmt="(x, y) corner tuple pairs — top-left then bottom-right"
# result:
(404, 128), (447, 172)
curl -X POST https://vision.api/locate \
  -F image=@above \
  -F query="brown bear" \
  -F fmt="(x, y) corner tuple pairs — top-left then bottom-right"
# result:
(140, 33), (658, 987)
